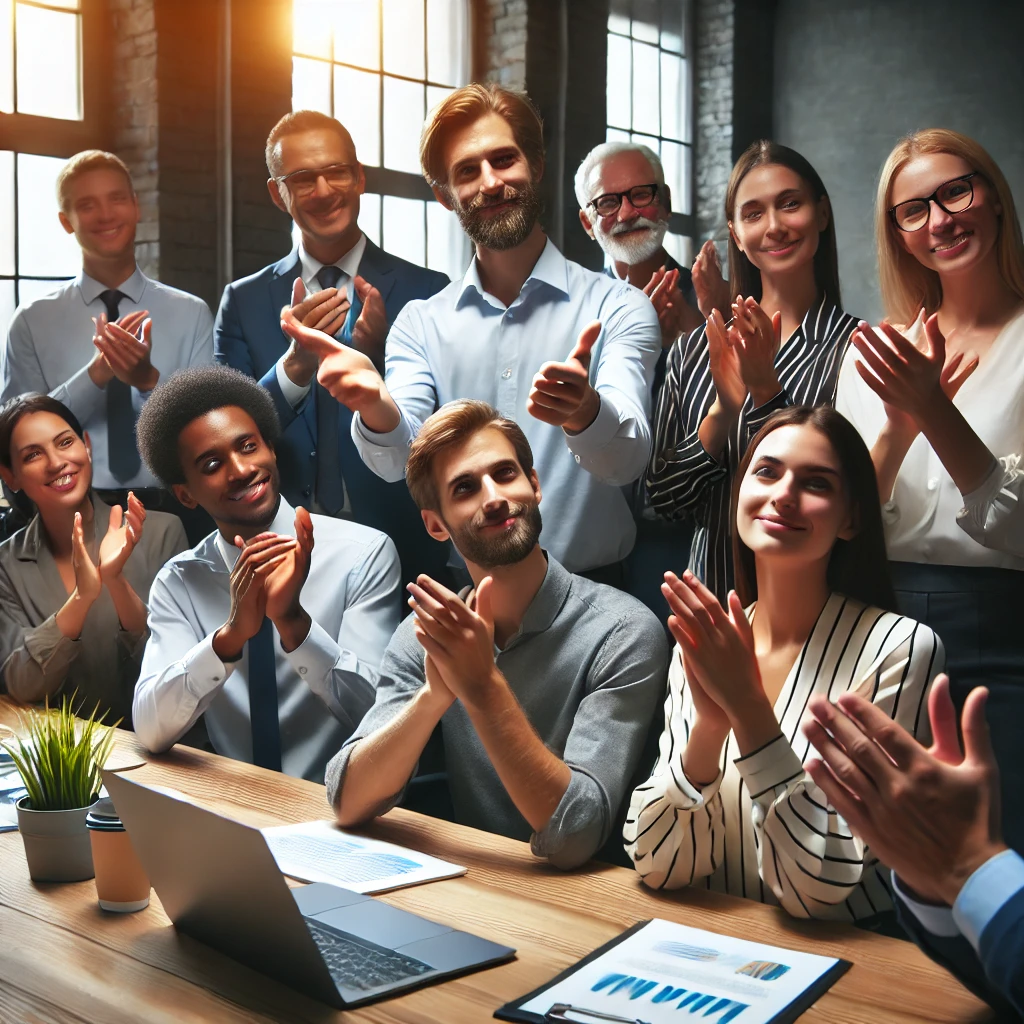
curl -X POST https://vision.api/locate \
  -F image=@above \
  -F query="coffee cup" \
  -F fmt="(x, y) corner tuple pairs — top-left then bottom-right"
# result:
(86, 796), (150, 912)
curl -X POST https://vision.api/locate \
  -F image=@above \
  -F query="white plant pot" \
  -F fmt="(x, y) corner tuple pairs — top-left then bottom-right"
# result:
(16, 796), (96, 882)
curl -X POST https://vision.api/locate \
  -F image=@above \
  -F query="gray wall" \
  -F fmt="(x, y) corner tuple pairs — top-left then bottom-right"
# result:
(773, 0), (1024, 322)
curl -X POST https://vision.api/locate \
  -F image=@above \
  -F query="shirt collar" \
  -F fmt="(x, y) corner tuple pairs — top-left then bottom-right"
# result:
(454, 236), (570, 310)
(297, 234), (366, 292)
(504, 552), (573, 646)
(77, 266), (146, 306)
(212, 495), (297, 571)
(798, 294), (842, 345)
(14, 492), (110, 562)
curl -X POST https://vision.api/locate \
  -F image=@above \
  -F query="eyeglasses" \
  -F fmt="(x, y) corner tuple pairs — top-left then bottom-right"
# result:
(274, 163), (358, 198)
(889, 173), (977, 232)
(587, 183), (659, 217)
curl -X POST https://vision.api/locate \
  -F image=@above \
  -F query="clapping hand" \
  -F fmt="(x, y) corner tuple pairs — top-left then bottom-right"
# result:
(644, 266), (701, 347)
(730, 296), (783, 408)
(98, 492), (146, 583)
(692, 239), (731, 318)
(705, 308), (748, 420)
(527, 321), (602, 433)
(280, 278), (351, 387)
(93, 311), (159, 391)
(349, 275), (388, 368)
(262, 506), (314, 627)
(70, 511), (102, 604)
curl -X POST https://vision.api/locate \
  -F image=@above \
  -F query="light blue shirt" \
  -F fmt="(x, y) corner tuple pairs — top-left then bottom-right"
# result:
(1, 267), (214, 489)
(351, 238), (661, 573)
(133, 498), (401, 782)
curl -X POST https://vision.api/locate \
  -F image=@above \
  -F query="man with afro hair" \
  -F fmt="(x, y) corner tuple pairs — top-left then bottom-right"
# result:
(132, 365), (401, 781)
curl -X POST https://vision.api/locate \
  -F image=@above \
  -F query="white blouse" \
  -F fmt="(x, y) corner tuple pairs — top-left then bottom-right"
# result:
(623, 593), (944, 921)
(835, 309), (1024, 568)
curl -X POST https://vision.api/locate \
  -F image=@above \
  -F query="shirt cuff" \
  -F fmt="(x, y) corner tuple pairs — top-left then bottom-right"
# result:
(182, 633), (236, 699)
(953, 848), (1024, 954)
(275, 357), (313, 408)
(563, 392), (619, 451)
(281, 618), (349, 691)
(733, 732), (802, 800)
(23, 614), (79, 668)
(891, 870), (960, 938)
(353, 410), (412, 449)
(745, 389), (789, 433)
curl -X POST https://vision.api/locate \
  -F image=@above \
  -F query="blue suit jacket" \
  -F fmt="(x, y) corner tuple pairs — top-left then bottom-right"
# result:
(214, 239), (451, 585)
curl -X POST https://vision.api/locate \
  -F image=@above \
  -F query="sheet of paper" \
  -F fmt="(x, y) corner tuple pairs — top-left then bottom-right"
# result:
(519, 918), (843, 1024)
(261, 819), (467, 895)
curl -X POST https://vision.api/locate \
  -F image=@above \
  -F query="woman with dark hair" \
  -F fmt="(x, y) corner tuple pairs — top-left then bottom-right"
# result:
(624, 406), (944, 922)
(0, 393), (186, 723)
(647, 140), (858, 601)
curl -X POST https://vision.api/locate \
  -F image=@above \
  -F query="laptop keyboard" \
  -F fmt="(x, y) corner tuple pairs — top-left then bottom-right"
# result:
(305, 918), (433, 993)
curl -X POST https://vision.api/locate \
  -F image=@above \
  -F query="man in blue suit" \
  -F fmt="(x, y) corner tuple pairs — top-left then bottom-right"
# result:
(803, 675), (1024, 1020)
(215, 110), (450, 586)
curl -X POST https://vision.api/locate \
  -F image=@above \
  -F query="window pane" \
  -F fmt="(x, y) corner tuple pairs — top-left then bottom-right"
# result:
(426, 84), (454, 122)
(0, 0), (12, 114)
(0, 151), (13, 276)
(0, 280), (14, 331)
(382, 195), (425, 267)
(292, 56), (331, 114)
(661, 0), (686, 54)
(427, 0), (464, 85)
(383, 76), (424, 174)
(334, 66), (381, 166)
(359, 191), (381, 248)
(382, 0), (425, 80)
(630, 0), (659, 43)
(660, 140), (690, 215)
(15, 5), (80, 120)
(17, 154), (80, 278)
(334, 0), (380, 72)
(35, 0), (79, 8)
(426, 199), (462, 281)
(660, 52), (685, 142)
(631, 40), (659, 137)
(18, 277), (69, 307)
(606, 33), (631, 130)
(292, 0), (332, 59)
(608, 0), (630, 35)
(606, 126), (630, 143)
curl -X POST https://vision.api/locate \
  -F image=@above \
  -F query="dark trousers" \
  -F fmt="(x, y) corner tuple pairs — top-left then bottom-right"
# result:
(890, 560), (1024, 857)
(625, 514), (694, 626)
(95, 487), (214, 548)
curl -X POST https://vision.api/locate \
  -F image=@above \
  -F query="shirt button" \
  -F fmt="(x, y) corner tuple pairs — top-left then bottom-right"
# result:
(927, 477), (939, 490)
(310, 450), (317, 459)
(501, 368), (512, 379)
(302, 486), (312, 497)
(574, 454), (581, 464)
(212, 676), (220, 682)
(298, 666), (307, 676)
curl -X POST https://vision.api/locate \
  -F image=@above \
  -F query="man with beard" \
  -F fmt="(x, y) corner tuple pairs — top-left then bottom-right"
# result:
(325, 400), (669, 869)
(281, 84), (661, 586)
(131, 365), (401, 782)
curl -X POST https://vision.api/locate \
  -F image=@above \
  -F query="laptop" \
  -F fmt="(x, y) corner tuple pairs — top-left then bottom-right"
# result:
(103, 771), (515, 1009)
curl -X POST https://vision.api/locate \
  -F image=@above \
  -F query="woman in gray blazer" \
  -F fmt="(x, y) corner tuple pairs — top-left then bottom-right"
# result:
(0, 393), (187, 726)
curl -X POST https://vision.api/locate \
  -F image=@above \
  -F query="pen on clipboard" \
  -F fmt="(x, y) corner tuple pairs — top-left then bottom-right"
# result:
(544, 1002), (652, 1024)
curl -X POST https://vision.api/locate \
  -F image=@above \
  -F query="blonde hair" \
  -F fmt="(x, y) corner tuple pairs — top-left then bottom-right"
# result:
(56, 150), (134, 212)
(876, 129), (1024, 323)
(419, 83), (544, 190)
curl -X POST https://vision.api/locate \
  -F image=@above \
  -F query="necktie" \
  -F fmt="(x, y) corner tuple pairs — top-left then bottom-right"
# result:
(313, 265), (344, 514)
(99, 288), (141, 482)
(247, 616), (282, 771)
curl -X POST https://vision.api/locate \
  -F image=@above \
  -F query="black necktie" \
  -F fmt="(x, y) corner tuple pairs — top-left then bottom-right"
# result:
(247, 617), (282, 772)
(99, 288), (141, 482)
(313, 266), (344, 513)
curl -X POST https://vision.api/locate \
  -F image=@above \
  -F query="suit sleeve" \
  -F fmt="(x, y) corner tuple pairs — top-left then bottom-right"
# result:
(214, 283), (255, 376)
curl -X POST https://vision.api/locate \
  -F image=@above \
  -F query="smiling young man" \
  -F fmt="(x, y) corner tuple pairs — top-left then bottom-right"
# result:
(282, 85), (661, 586)
(215, 110), (449, 587)
(1, 150), (215, 540)
(326, 400), (668, 869)
(131, 365), (401, 781)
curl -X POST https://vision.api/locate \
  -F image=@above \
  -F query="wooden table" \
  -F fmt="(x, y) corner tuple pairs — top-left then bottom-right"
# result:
(0, 703), (993, 1023)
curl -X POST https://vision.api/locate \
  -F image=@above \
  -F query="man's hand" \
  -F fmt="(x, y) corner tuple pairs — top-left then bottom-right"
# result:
(691, 239), (731, 319)
(644, 267), (702, 348)
(349, 275), (388, 368)
(527, 321), (602, 434)
(212, 533), (296, 662)
(98, 491), (145, 582)
(408, 574), (500, 710)
(93, 314), (160, 391)
(280, 277), (351, 388)
(263, 506), (314, 652)
(87, 310), (149, 389)
(802, 675), (1008, 907)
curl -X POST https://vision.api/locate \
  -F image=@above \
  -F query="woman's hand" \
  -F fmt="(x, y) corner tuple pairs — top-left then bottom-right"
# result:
(705, 308), (748, 421)
(71, 511), (102, 603)
(692, 239), (731, 318)
(731, 296), (783, 408)
(98, 492), (146, 583)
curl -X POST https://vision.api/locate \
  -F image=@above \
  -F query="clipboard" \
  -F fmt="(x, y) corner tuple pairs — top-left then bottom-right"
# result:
(495, 919), (851, 1024)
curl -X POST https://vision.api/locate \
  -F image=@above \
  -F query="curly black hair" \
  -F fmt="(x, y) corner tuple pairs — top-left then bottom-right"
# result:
(136, 365), (281, 486)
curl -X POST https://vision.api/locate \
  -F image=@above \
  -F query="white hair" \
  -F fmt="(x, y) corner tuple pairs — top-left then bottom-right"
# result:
(573, 141), (666, 210)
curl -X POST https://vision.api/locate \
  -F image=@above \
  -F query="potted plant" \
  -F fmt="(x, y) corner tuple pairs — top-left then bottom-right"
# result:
(0, 697), (117, 882)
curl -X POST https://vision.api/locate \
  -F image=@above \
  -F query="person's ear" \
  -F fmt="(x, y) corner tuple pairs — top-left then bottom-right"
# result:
(421, 508), (450, 544)
(728, 220), (744, 255)
(816, 195), (831, 233)
(529, 467), (542, 506)
(172, 483), (198, 510)
(355, 162), (366, 198)
(578, 208), (595, 239)
(661, 184), (673, 217)
(837, 503), (859, 543)
(267, 177), (289, 214)
(0, 465), (17, 493)
(431, 183), (454, 211)
(58, 210), (74, 236)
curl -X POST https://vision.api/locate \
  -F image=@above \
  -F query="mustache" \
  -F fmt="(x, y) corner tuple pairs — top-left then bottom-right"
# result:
(464, 186), (525, 214)
(473, 500), (529, 529)
(607, 215), (662, 236)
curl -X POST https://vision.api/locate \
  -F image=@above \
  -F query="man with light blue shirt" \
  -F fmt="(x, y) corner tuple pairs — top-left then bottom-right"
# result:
(282, 84), (660, 583)
(803, 676), (1024, 1019)
(132, 366), (400, 782)
(0, 150), (214, 541)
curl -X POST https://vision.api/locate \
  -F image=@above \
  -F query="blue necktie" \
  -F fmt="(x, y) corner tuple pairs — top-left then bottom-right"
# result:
(314, 265), (345, 513)
(247, 617), (282, 771)
(99, 289), (141, 482)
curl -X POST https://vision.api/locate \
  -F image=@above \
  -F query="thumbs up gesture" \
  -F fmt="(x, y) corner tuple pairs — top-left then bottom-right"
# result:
(527, 320), (602, 434)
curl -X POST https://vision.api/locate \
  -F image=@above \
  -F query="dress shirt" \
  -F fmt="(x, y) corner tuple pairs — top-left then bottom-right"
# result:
(133, 497), (400, 781)
(350, 238), (661, 573)
(647, 296), (857, 601)
(624, 593), (944, 920)
(1, 267), (215, 489)
(0, 495), (187, 724)
(325, 554), (669, 869)
(836, 308), (1024, 568)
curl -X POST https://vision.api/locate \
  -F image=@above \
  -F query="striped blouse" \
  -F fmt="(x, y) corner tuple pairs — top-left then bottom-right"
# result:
(623, 593), (944, 921)
(646, 297), (858, 601)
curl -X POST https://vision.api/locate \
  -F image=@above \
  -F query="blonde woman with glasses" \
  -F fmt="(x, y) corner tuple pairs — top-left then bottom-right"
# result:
(836, 129), (1024, 854)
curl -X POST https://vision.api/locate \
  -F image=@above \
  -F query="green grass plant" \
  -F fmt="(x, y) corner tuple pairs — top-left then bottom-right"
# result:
(0, 696), (118, 811)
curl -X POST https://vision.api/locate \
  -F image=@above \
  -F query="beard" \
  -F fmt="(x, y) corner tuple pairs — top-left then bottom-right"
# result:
(594, 214), (668, 265)
(452, 180), (541, 252)
(448, 500), (543, 570)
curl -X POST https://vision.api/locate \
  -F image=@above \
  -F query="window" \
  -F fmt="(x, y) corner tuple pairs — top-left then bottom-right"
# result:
(606, 0), (693, 266)
(291, 0), (470, 281)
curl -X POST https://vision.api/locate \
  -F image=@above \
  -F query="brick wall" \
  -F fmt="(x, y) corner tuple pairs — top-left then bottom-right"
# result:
(481, 0), (527, 88)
